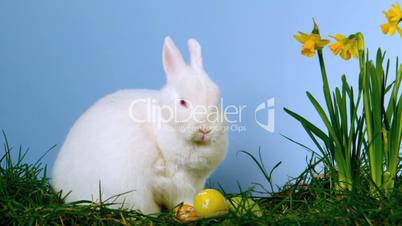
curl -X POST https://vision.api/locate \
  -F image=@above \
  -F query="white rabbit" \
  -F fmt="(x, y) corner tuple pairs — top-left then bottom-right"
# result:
(51, 37), (228, 214)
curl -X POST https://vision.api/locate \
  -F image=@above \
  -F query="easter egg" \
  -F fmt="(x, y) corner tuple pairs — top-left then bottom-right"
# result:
(193, 189), (229, 218)
(173, 203), (198, 222)
(227, 196), (263, 217)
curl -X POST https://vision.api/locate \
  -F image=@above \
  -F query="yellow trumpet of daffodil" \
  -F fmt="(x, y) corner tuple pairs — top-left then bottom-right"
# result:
(294, 32), (330, 57)
(380, 3), (402, 37)
(329, 33), (364, 60)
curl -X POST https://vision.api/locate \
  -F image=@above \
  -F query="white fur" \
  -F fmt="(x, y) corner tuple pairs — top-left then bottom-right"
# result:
(51, 37), (228, 214)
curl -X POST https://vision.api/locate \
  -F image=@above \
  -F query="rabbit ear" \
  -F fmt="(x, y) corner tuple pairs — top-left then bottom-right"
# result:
(163, 36), (185, 76)
(188, 38), (203, 70)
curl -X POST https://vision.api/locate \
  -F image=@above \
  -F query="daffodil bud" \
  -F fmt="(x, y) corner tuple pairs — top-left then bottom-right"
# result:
(312, 19), (320, 35)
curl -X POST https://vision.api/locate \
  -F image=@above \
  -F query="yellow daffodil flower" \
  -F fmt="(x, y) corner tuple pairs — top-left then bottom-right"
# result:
(329, 33), (364, 60)
(380, 3), (402, 37)
(294, 32), (330, 57)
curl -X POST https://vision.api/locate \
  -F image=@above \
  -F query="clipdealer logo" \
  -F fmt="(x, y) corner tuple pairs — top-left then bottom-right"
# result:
(255, 98), (275, 133)
(128, 98), (275, 133)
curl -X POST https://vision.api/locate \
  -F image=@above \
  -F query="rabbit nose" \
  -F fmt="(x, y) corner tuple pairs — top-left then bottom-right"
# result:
(199, 127), (211, 134)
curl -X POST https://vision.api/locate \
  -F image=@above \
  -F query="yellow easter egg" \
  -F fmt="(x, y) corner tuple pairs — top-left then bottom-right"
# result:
(193, 189), (229, 218)
(173, 203), (198, 222)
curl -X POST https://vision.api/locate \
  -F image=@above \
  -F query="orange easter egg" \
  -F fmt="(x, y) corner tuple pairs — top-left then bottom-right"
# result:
(173, 203), (199, 222)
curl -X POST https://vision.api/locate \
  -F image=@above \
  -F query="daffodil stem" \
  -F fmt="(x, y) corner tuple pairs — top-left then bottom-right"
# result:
(317, 49), (349, 189)
(317, 49), (327, 80)
(317, 49), (335, 123)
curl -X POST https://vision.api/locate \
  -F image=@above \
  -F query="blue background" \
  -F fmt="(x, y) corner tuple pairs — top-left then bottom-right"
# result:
(1, 1), (401, 193)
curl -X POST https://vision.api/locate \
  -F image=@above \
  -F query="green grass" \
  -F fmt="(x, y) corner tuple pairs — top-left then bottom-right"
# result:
(1, 135), (401, 225)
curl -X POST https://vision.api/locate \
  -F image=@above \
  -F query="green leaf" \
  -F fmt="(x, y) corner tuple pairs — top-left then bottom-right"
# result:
(306, 92), (342, 149)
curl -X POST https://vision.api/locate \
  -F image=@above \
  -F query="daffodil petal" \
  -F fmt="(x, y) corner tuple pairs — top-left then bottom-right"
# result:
(381, 23), (390, 34)
(351, 46), (359, 58)
(340, 50), (351, 60)
(294, 32), (308, 43)
(389, 24), (397, 35)
(316, 39), (330, 48)
(398, 26), (402, 38)
(334, 33), (346, 42)
(330, 43), (342, 55)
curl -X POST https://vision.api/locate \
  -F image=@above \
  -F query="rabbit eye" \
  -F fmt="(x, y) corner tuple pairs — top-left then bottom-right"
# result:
(180, 99), (188, 108)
